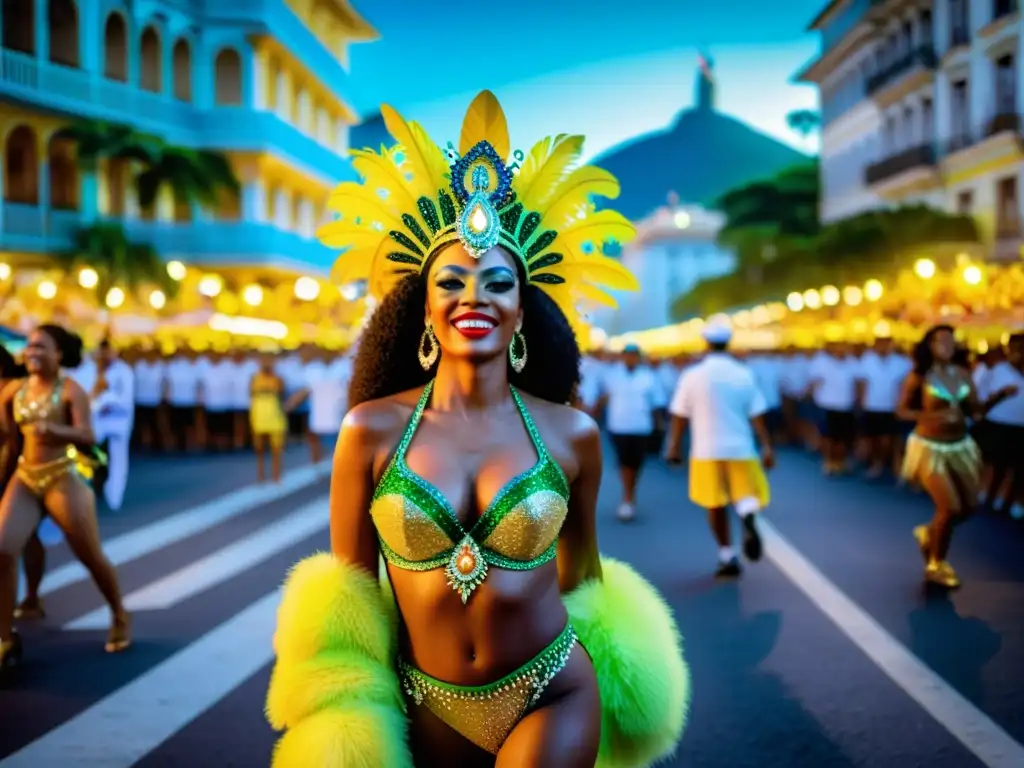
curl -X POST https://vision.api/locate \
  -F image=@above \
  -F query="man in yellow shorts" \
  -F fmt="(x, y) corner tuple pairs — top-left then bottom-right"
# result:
(665, 319), (775, 577)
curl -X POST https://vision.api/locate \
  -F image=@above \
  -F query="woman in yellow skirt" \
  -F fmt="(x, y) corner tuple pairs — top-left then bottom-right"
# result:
(250, 353), (288, 483)
(897, 325), (1017, 588)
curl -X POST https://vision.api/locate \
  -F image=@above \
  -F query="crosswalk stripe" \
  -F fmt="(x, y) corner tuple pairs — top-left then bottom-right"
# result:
(0, 591), (281, 768)
(26, 461), (330, 599)
(64, 499), (329, 630)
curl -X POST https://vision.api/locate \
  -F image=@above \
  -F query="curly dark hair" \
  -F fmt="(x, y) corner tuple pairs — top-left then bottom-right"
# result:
(37, 323), (84, 369)
(348, 249), (581, 408)
(0, 345), (25, 380)
(907, 324), (969, 410)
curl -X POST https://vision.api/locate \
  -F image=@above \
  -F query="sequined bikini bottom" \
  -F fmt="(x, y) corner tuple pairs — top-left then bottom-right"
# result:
(399, 622), (577, 755)
(16, 446), (98, 498)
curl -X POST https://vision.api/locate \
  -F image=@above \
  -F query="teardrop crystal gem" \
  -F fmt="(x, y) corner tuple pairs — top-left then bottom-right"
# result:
(468, 204), (488, 233)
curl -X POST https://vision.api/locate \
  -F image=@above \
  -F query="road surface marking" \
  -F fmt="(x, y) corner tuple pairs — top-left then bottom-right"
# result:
(64, 499), (328, 630)
(759, 517), (1024, 768)
(23, 461), (330, 599)
(0, 591), (281, 768)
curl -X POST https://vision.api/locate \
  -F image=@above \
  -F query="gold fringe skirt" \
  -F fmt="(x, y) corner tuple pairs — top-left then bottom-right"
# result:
(902, 433), (982, 509)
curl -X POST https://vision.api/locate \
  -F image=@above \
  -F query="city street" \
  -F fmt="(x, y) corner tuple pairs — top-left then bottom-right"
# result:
(1, 443), (1023, 767)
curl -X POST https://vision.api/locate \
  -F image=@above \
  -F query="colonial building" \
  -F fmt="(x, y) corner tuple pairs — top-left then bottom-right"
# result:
(0, 0), (377, 277)
(591, 198), (734, 333)
(797, 0), (1024, 260)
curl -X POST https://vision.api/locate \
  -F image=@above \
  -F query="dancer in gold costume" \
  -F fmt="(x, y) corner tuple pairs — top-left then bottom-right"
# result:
(0, 325), (130, 679)
(898, 325), (1017, 588)
(266, 92), (689, 767)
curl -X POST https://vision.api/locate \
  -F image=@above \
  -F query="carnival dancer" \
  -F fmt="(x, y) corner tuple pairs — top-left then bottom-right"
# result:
(665, 320), (772, 577)
(594, 343), (666, 522)
(265, 91), (687, 768)
(0, 325), (130, 677)
(91, 340), (135, 511)
(897, 325), (1018, 588)
(250, 353), (288, 483)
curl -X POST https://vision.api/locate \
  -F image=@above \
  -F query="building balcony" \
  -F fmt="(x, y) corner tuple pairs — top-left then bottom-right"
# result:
(942, 113), (1022, 161)
(864, 144), (937, 187)
(0, 204), (334, 274)
(987, 111), (1021, 137)
(0, 49), (352, 183)
(865, 46), (937, 106)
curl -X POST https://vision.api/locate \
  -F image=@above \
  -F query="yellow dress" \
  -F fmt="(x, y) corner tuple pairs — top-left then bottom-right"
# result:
(250, 373), (287, 446)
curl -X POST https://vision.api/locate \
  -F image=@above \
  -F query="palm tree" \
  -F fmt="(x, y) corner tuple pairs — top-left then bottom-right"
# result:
(785, 109), (820, 149)
(64, 119), (240, 211)
(55, 222), (178, 304)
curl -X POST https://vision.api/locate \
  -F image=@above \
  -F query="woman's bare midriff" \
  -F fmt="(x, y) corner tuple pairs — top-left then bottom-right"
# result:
(391, 560), (570, 684)
(914, 380), (970, 444)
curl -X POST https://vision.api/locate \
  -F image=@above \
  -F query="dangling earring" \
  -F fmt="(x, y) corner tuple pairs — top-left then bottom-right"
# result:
(509, 331), (527, 373)
(418, 323), (439, 370)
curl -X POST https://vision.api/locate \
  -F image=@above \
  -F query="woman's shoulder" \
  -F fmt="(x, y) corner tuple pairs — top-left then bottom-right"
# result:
(518, 392), (600, 446)
(342, 386), (425, 437)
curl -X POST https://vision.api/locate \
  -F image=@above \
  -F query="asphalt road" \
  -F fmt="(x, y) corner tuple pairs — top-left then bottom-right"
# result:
(1, 441), (1023, 768)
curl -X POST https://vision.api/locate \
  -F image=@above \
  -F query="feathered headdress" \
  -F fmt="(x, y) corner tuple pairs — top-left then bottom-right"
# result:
(319, 91), (639, 332)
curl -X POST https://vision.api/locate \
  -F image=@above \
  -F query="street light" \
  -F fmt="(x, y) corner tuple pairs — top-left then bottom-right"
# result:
(864, 279), (884, 301)
(295, 276), (321, 301)
(821, 285), (841, 306)
(963, 265), (982, 285)
(167, 261), (187, 281)
(803, 288), (822, 309)
(843, 285), (863, 306)
(198, 275), (223, 298)
(786, 291), (804, 311)
(37, 280), (57, 299)
(149, 290), (166, 310)
(0, 263), (10, 281)
(914, 258), (936, 279)
(78, 268), (99, 289)
(105, 287), (125, 309)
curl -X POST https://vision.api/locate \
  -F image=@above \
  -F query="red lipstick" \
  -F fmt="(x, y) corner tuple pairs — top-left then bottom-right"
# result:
(451, 312), (498, 339)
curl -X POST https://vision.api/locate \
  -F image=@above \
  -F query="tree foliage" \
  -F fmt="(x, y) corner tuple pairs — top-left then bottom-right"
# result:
(64, 119), (240, 209)
(55, 222), (178, 302)
(672, 164), (979, 318)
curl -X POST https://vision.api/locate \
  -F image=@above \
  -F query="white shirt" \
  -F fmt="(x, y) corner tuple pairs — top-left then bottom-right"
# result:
(600, 363), (666, 435)
(66, 358), (97, 396)
(856, 351), (912, 413)
(670, 353), (766, 460)
(229, 358), (260, 409)
(277, 355), (308, 393)
(748, 355), (782, 410)
(201, 359), (236, 411)
(165, 358), (201, 406)
(305, 358), (351, 435)
(93, 359), (135, 428)
(577, 357), (603, 409)
(809, 353), (859, 411)
(983, 362), (1024, 426)
(780, 354), (811, 398)
(133, 359), (166, 407)
(657, 364), (682, 401)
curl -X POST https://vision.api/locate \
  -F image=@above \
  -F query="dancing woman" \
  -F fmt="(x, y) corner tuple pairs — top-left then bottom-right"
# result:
(266, 92), (689, 767)
(0, 325), (130, 676)
(249, 354), (288, 483)
(897, 325), (1018, 588)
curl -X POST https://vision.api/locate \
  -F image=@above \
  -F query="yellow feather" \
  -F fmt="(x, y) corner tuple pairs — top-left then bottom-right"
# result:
(558, 209), (636, 251)
(573, 281), (619, 308)
(559, 255), (639, 292)
(329, 245), (377, 284)
(368, 239), (414, 299)
(540, 166), (620, 229)
(327, 183), (403, 230)
(513, 135), (584, 211)
(380, 105), (448, 199)
(459, 90), (510, 160)
(317, 224), (387, 252)
(350, 150), (420, 215)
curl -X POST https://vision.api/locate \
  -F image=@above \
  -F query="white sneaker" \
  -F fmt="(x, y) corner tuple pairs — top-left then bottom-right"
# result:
(617, 502), (635, 522)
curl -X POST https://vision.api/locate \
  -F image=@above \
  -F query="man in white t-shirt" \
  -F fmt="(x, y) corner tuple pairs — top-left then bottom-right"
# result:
(979, 334), (1024, 517)
(92, 340), (135, 511)
(165, 350), (202, 451)
(596, 344), (666, 521)
(665, 321), (773, 577)
(199, 352), (236, 451)
(808, 342), (859, 474)
(132, 349), (166, 451)
(855, 335), (913, 478)
(286, 349), (352, 463)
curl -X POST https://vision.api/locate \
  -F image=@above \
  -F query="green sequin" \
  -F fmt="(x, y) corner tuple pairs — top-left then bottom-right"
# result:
(388, 230), (424, 256)
(438, 191), (457, 226)
(386, 252), (423, 266)
(370, 381), (569, 599)
(531, 272), (565, 285)
(500, 202), (524, 232)
(518, 211), (541, 245)
(528, 252), (563, 272)
(417, 197), (441, 234)
(526, 230), (557, 258)
(402, 213), (431, 248)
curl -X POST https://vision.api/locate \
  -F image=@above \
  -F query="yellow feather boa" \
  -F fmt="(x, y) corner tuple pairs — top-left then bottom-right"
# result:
(266, 554), (688, 767)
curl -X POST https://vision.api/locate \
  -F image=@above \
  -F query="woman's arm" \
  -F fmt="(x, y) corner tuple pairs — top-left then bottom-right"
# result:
(557, 410), (603, 592)
(0, 380), (19, 441)
(328, 404), (385, 574)
(895, 372), (925, 422)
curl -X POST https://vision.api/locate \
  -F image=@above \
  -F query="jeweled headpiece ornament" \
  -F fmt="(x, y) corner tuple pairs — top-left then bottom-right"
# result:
(319, 91), (639, 331)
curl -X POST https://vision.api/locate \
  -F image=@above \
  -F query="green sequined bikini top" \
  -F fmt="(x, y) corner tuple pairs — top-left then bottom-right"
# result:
(370, 380), (570, 603)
